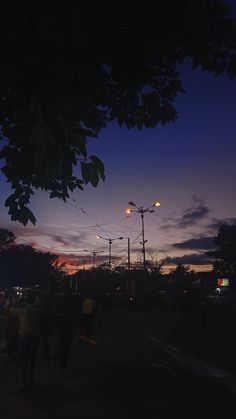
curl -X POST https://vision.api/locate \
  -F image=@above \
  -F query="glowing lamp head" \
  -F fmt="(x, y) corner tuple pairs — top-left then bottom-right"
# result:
(96, 235), (101, 239)
(154, 201), (161, 207)
(126, 208), (133, 215)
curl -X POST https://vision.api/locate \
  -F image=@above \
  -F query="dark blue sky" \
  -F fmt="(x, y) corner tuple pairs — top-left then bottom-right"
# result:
(1, 56), (236, 272)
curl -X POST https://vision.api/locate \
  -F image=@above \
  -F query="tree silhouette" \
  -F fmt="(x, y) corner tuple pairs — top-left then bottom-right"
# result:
(0, 243), (58, 289)
(0, 228), (16, 247)
(209, 221), (236, 276)
(172, 263), (190, 280)
(0, 2), (235, 224)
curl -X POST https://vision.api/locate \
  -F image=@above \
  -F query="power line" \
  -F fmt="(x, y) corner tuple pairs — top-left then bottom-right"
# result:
(0, 213), (136, 234)
(15, 236), (86, 254)
(1, 203), (153, 263)
(70, 199), (137, 231)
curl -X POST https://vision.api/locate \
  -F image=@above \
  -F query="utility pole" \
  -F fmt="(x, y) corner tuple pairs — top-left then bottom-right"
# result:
(108, 239), (112, 270)
(126, 200), (160, 270)
(96, 235), (123, 270)
(128, 237), (131, 270)
(83, 249), (104, 268)
(140, 211), (147, 270)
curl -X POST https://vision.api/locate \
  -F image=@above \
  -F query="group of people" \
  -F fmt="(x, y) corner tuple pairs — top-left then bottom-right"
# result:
(0, 290), (97, 394)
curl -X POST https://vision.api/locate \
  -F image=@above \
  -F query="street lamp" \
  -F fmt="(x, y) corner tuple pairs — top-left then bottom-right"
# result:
(96, 235), (123, 270)
(83, 249), (104, 268)
(125, 200), (160, 270)
(74, 262), (80, 294)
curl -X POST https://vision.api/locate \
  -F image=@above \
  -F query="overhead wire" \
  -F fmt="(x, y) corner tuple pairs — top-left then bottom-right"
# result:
(1, 199), (162, 266)
(69, 199), (124, 230)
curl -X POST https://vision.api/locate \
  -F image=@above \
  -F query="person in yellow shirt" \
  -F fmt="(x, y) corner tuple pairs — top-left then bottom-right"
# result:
(81, 295), (96, 338)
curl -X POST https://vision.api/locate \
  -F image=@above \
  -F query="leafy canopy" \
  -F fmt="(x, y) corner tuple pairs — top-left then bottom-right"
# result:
(0, 1), (235, 225)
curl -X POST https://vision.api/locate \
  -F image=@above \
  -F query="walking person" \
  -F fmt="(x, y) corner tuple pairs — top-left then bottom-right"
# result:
(39, 296), (52, 362)
(80, 294), (96, 338)
(4, 292), (19, 360)
(55, 292), (76, 376)
(9, 293), (42, 393)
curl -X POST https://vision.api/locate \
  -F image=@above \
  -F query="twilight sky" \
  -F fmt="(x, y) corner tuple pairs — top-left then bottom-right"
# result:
(0, 57), (236, 273)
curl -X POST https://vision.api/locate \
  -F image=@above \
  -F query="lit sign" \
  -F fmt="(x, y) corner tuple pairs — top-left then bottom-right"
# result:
(217, 278), (229, 287)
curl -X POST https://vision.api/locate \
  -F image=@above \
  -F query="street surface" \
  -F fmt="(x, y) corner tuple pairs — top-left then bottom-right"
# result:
(1, 305), (236, 418)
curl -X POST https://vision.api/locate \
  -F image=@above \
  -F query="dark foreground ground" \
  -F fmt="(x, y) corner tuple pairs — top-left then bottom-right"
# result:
(1, 305), (236, 419)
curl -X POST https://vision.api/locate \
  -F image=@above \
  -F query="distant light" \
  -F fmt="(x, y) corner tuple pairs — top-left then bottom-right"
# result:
(96, 235), (101, 239)
(130, 297), (133, 301)
(154, 201), (161, 207)
(217, 278), (229, 287)
(126, 208), (133, 215)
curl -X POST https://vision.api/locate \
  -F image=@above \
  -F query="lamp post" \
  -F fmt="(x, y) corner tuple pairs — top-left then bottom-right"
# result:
(126, 200), (160, 270)
(96, 235), (123, 270)
(74, 263), (80, 294)
(83, 249), (104, 268)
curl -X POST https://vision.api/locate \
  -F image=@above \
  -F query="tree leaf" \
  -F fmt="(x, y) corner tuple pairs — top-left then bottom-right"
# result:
(81, 162), (90, 184)
(88, 163), (99, 187)
(89, 155), (105, 181)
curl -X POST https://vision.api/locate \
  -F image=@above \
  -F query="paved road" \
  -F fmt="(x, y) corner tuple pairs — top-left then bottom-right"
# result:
(1, 306), (236, 418)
